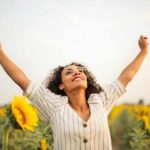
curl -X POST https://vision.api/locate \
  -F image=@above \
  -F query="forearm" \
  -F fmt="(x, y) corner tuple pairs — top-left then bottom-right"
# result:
(0, 50), (30, 91)
(118, 51), (148, 86)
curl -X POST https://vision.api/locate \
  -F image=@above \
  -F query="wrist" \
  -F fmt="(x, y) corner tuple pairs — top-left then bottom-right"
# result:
(140, 48), (148, 55)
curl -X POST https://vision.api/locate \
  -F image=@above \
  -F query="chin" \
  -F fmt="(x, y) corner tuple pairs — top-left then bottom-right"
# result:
(73, 83), (87, 90)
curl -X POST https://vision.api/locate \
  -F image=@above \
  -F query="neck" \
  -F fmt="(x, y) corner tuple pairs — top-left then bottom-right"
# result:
(66, 89), (88, 112)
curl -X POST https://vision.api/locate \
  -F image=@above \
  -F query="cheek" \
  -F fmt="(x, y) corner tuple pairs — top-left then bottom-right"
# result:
(61, 73), (68, 83)
(84, 76), (88, 83)
(61, 75), (71, 83)
(61, 76), (72, 89)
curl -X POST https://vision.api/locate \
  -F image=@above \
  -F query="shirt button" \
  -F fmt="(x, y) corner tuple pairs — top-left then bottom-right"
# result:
(83, 139), (88, 143)
(83, 123), (87, 128)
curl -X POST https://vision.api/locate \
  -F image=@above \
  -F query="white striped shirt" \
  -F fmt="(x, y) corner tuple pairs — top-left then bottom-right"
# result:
(23, 79), (126, 150)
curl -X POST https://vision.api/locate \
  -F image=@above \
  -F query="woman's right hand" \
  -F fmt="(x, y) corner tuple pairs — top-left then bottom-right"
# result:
(0, 42), (30, 91)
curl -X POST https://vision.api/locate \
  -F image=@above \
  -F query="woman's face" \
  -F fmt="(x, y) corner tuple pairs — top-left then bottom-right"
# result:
(59, 65), (87, 93)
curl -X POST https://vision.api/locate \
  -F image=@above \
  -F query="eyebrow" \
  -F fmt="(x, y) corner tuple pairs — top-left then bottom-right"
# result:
(64, 67), (83, 72)
(66, 67), (82, 70)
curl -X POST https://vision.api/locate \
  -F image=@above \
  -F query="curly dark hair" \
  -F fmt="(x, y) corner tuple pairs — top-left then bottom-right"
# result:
(44, 62), (103, 99)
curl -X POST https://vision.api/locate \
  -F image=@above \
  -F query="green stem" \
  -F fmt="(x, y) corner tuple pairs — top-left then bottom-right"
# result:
(2, 126), (9, 150)
(43, 124), (51, 137)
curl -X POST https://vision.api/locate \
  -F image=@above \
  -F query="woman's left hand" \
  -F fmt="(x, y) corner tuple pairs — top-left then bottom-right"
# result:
(138, 35), (149, 53)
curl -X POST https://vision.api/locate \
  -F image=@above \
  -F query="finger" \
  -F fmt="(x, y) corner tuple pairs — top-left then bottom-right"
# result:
(140, 35), (144, 39)
(140, 35), (148, 40)
(144, 36), (148, 39)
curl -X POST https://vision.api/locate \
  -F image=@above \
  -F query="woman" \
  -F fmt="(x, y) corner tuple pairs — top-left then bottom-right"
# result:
(0, 35), (149, 150)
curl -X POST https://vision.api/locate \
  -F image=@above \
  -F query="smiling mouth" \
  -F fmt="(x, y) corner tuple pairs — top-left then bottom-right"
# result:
(72, 77), (83, 82)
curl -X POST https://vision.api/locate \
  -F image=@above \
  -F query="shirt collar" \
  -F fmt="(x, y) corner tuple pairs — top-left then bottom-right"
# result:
(87, 93), (99, 104)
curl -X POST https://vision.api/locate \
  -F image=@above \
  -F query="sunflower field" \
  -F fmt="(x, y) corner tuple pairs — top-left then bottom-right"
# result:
(0, 99), (150, 150)
(109, 103), (150, 150)
(0, 96), (53, 150)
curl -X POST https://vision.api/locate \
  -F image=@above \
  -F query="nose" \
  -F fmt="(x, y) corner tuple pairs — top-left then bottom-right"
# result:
(74, 70), (80, 75)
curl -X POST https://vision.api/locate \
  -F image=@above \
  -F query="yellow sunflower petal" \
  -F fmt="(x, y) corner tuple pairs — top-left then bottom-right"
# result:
(40, 138), (47, 150)
(11, 95), (39, 131)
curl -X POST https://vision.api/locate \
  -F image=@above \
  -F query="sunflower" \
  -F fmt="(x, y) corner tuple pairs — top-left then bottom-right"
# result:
(0, 107), (6, 117)
(40, 138), (47, 150)
(133, 105), (150, 131)
(141, 116), (150, 130)
(11, 95), (39, 131)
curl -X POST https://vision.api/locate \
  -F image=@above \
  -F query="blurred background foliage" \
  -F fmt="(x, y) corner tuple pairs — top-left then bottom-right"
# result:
(109, 102), (150, 150)
(0, 106), (53, 150)
(0, 101), (150, 150)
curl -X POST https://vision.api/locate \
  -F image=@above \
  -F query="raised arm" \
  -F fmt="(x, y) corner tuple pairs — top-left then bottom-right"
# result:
(118, 35), (149, 87)
(0, 43), (30, 91)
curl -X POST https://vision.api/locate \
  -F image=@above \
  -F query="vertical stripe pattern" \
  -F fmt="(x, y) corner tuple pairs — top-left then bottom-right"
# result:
(23, 79), (126, 150)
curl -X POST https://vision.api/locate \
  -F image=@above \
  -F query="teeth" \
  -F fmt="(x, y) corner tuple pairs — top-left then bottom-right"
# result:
(74, 77), (82, 81)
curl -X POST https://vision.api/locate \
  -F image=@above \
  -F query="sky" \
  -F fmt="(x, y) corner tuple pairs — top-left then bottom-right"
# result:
(0, 0), (150, 106)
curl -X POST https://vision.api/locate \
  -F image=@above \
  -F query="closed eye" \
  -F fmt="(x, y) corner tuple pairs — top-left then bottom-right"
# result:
(64, 68), (84, 75)
(65, 70), (73, 75)
(79, 69), (84, 73)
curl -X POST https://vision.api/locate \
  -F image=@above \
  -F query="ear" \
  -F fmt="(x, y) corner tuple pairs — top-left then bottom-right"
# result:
(59, 83), (64, 90)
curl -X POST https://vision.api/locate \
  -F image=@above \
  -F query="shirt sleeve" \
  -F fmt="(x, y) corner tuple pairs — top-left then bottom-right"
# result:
(22, 81), (56, 122)
(100, 79), (126, 115)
